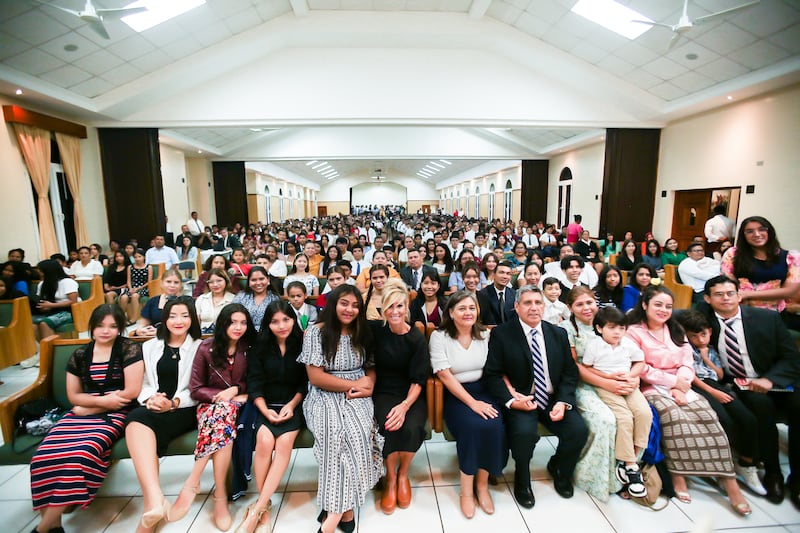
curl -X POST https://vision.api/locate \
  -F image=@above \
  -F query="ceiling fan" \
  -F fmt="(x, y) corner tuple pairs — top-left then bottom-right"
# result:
(633, 0), (760, 51)
(33, 0), (148, 39)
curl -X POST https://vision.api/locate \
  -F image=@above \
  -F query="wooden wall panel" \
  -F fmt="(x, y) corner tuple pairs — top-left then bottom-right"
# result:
(521, 159), (549, 223)
(599, 129), (661, 241)
(98, 128), (164, 245)
(212, 161), (247, 228)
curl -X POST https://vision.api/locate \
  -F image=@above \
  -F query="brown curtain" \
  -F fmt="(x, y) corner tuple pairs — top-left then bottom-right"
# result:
(13, 124), (57, 258)
(55, 132), (88, 247)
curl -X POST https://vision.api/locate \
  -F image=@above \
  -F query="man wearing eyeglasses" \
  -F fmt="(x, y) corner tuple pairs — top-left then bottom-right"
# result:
(679, 242), (721, 304)
(700, 275), (800, 509)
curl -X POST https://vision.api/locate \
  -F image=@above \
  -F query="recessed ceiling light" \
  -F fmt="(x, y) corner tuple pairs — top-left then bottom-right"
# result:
(15, 88), (22, 95)
(121, 0), (206, 33)
(571, 0), (652, 40)
(424, 165), (439, 172)
(306, 160), (318, 166)
(727, 95), (733, 100)
(63, 44), (78, 52)
(317, 165), (332, 173)
(429, 161), (445, 169)
(197, 150), (203, 154)
(311, 162), (327, 169)
(685, 53), (698, 60)
(439, 160), (452, 165)
(249, 128), (262, 132)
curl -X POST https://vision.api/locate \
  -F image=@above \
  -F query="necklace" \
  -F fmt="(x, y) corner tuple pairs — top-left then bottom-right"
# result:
(167, 346), (180, 360)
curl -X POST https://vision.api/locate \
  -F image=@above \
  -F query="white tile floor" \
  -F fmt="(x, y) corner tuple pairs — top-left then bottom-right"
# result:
(1, 366), (798, 533)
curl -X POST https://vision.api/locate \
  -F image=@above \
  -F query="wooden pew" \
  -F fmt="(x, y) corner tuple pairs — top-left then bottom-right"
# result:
(0, 297), (37, 369)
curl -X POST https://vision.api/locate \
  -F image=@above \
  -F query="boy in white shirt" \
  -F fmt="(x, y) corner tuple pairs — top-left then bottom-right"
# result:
(583, 307), (652, 499)
(541, 277), (571, 325)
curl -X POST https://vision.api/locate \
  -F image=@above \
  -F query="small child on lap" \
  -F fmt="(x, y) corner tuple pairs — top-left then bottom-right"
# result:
(583, 307), (652, 498)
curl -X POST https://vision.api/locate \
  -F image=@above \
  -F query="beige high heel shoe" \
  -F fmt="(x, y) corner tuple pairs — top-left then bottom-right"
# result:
(167, 483), (198, 522)
(235, 501), (271, 533)
(141, 497), (171, 528)
(213, 494), (233, 531)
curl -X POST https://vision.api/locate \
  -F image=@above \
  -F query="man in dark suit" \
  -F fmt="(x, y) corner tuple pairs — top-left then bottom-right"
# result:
(399, 249), (437, 291)
(700, 275), (800, 508)
(478, 261), (516, 325)
(212, 226), (241, 251)
(484, 285), (588, 508)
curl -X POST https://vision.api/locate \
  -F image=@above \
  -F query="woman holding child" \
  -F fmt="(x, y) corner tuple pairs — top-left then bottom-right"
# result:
(626, 285), (752, 515)
(559, 286), (623, 500)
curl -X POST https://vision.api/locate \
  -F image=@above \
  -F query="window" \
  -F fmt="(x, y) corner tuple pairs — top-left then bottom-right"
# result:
(264, 185), (272, 223)
(488, 183), (495, 221)
(278, 188), (284, 221)
(503, 180), (513, 222)
(474, 186), (480, 218)
(558, 167), (573, 230)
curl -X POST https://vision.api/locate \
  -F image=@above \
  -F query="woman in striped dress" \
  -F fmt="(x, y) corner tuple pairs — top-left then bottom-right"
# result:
(299, 284), (383, 533)
(29, 304), (144, 533)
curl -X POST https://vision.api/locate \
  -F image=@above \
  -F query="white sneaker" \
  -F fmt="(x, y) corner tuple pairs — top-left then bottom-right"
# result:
(735, 464), (767, 496)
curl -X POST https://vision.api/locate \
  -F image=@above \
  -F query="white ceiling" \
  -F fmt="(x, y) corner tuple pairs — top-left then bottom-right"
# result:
(1, 0), (798, 186)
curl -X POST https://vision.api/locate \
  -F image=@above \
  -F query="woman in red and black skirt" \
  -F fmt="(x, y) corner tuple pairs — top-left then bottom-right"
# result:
(29, 304), (144, 533)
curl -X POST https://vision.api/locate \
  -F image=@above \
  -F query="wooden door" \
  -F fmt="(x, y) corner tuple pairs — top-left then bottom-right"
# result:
(421, 205), (431, 214)
(317, 206), (327, 217)
(671, 190), (711, 251)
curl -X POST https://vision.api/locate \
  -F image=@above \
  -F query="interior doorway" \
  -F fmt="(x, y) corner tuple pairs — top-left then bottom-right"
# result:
(317, 206), (328, 217)
(671, 188), (740, 251)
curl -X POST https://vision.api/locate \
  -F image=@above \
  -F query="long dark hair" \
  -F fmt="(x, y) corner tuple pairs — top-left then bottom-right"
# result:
(2, 260), (29, 285)
(629, 262), (658, 291)
(415, 270), (444, 301)
(210, 303), (256, 368)
(434, 243), (454, 273)
(565, 285), (596, 339)
(156, 297), (202, 341)
(37, 259), (69, 302)
(88, 304), (127, 336)
(321, 246), (340, 275)
(595, 265), (624, 307)
(621, 238), (641, 260)
(244, 266), (275, 295)
(317, 284), (371, 364)
(203, 254), (230, 272)
(364, 264), (390, 307)
(255, 300), (303, 361)
(438, 290), (487, 340)
(454, 249), (476, 273)
(627, 285), (686, 347)
(645, 239), (662, 258)
(732, 216), (782, 278)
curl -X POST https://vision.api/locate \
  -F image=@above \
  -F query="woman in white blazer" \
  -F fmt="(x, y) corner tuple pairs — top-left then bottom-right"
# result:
(125, 297), (203, 533)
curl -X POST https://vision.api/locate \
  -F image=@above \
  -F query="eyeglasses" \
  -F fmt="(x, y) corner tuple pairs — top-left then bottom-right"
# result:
(743, 227), (768, 236)
(710, 291), (737, 298)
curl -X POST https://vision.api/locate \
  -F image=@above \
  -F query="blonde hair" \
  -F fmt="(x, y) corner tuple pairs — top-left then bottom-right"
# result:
(380, 280), (410, 324)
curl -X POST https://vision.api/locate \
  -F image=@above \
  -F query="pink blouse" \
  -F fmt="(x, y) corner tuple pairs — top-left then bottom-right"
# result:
(626, 323), (694, 394)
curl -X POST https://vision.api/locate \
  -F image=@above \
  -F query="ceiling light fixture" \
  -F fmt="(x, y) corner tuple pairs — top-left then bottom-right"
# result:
(317, 165), (332, 173)
(311, 162), (327, 169)
(321, 169), (337, 176)
(727, 95), (733, 100)
(571, 0), (652, 40)
(429, 161), (445, 169)
(306, 160), (318, 166)
(249, 128), (262, 132)
(424, 165), (439, 173)
(15, 88), (22, 95)
(121, 0), (206, 32)
(197, 150), (203, 154)
(439, 160), (452, 165)
(419, 170), (432, 177)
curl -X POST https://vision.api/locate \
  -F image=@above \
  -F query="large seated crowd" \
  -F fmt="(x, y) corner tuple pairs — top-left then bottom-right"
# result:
(1, 206), (799, 533)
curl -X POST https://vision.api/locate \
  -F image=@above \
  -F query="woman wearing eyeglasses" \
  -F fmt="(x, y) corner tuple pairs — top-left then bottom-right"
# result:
(720, 216), (800, 331)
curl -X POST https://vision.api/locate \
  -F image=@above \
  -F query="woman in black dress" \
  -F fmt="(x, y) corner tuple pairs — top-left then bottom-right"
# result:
(236, 300), (308, 533)
(125, 297), (203, 533)
(371, 283), (429, 515)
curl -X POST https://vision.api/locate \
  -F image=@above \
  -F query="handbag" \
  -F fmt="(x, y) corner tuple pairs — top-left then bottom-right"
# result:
(629, 463), (669, 510)
(13, 398), (66, 453)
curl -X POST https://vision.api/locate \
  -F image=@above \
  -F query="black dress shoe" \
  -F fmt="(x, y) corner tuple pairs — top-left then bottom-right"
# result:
(547, 457), (574, 498)
(788, 475), (800, 510)
(763, 471), (785, 504)
(513, 483), (536, 508)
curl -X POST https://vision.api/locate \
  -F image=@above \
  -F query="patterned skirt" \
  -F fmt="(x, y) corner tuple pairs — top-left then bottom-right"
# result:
(646, 391), (734, 477)
(30, 411), (128, 510)
(195, 401), (241, 459)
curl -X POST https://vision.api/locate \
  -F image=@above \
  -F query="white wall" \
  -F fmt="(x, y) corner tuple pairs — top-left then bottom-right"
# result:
(186, 157), (215, 226)
(546, 142), (606, 235)
(351, 181), (407, 206)
(159, 146), (190, 233)
(654, 85), (800, 249)
(319, 175), (436, 202)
